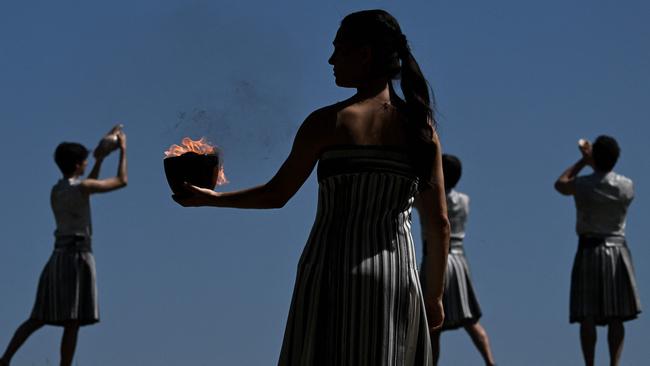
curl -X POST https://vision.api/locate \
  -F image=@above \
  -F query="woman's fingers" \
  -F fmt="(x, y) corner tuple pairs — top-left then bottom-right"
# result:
(184, 182), (210, 195)
(171, 183), (216, 207)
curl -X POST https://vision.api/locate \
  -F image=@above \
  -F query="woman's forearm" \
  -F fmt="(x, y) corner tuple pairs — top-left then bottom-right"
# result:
(207, 182), (288, 209)
(554, 158), (586, 194)
(116, 148), (128, 186)
(422, 217), (450, 301)
(87, 158), (104, 179)
(558, 158), (586, 182)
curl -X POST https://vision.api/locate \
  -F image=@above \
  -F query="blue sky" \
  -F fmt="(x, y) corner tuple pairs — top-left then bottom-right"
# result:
(1, 0), (649, 364)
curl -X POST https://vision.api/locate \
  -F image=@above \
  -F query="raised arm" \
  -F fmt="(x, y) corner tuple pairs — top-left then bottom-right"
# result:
(174, 111), (327, 209)
(553, 159), (587, 196)
(80, 131), (128, 194)
(86, 154), (104, 180)
(554, 139), (592, 196)
(414, 131), (450, 330)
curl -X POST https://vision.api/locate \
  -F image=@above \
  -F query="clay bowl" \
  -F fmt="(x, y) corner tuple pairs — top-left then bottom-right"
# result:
(164, 152), (220, 198)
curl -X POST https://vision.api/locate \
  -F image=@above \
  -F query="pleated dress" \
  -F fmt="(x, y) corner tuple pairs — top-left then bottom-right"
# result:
(422, 189), (482, 330)
(30, 178), (99, 326)
(279, 146), (432, 366)
(570, 171), (641, 325)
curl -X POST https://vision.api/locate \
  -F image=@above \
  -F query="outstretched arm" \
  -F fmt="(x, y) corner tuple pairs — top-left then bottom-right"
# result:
(81, 131), (128, 194)
(414, 131), (450, 331)
(174, 112), (326, 209)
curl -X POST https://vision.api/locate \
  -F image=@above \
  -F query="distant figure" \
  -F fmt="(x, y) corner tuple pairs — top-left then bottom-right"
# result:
(174, 9), (450, 365)
(0, 128), (127, 366)
(425, 154), (496, 366)
(554, 135), (641, 366)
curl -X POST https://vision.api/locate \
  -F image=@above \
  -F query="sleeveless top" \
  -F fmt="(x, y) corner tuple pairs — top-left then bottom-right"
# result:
(51, 178), (92, 238)
(573, 171), (634, 237)
(446, 189), (469, 240)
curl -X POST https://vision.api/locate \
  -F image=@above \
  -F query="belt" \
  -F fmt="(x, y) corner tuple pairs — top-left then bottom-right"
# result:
(54, 234), (92, 252)
(578, 235), (626, 249)
(449, 238), (464, 253)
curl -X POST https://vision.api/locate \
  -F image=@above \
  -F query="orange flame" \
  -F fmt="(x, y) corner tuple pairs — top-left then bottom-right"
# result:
(216, 166), (229, 185)
(164, 137), (216, 158)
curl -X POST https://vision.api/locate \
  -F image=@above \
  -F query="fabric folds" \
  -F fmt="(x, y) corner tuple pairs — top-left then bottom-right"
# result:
(570, 236), (641, 325)
(31, 236), (99, 326)
(279, 146), (432, 366)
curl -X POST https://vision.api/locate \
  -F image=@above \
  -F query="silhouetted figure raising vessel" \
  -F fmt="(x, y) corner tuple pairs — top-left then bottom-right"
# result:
(554, 135), (641, 366)
(0, 126), (128, 366)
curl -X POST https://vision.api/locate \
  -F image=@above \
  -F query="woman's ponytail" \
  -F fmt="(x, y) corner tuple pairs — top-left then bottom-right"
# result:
(398, 38), (438, 189)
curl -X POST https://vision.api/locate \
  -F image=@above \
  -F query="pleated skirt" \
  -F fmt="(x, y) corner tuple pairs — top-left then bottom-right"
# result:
(438, 240), (482, 330)
(30, 236), (99, 326)
(570, 236), (641, 325)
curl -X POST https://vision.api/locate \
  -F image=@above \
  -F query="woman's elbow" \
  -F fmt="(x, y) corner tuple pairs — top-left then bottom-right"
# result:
(436, 215), (451, 238)
(262, 182), (293, 209)
(266, 194), (290, 209)
(268, 199), (285, 209)
(554, 181), (571, 195)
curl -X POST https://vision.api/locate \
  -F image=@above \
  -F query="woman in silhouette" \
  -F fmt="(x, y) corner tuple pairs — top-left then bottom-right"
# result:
(554, 136), (641, 366)
(175, 10), (449, 365)
(426, 154), (496, 366)
(0, 128), (127, 366)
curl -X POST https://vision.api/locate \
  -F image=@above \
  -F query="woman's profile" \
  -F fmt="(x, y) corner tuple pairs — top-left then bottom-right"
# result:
(0, 127), (128, 366)
(175, 10), (450, 365)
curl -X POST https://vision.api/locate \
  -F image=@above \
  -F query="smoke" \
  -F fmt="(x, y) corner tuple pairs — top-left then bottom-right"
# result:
(169, 79), (295, 159)
(155, 1), (303, 160)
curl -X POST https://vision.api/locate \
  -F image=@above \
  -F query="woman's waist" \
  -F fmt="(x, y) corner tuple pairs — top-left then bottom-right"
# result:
(578, 235), (626, 249)
(312, 211), (412, 227)
(308, 225), (414, 244)
(54, 234), (92, 252)
(54, 226), (92, 237)
(449, 238), (464, 253)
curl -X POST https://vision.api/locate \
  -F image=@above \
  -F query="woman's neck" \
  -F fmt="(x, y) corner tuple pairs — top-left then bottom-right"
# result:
(355, 79), (392, 102)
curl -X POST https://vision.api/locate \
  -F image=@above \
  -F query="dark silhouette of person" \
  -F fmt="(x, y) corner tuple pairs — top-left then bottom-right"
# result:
(424, 154), (496, 365)
(1, 128), (127, 366)
(174, 9), (450, 365)
(554, 135), (641, 366)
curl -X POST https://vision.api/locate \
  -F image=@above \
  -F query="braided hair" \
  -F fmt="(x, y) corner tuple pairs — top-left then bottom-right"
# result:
(339, 10), (438, 188)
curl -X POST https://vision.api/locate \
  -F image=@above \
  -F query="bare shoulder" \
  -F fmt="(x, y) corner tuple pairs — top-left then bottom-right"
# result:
(78, 178), (99, 188)
(77, 179), (96, 194)
(296, 102), (348, 146)
(303, 103), (340, 129)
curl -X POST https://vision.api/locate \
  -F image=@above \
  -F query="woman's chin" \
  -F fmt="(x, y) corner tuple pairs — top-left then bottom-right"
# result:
(334, 78), (356, 88)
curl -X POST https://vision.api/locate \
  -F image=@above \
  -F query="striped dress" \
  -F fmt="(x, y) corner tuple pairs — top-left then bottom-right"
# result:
(30, 178), (99, 326)
(279, 146), (432, 366)
(570, 171), (641, 325)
